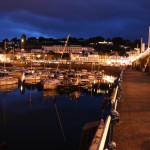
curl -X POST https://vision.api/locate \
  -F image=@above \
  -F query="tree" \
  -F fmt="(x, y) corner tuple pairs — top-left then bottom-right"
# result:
(112, 37), (124, 46)
(39, 36), (46, 42)
(27, 37), (37, 42)
(11, 37), (19, 42)
(68, 37), (80, 45)
(86, 36), (105, 45)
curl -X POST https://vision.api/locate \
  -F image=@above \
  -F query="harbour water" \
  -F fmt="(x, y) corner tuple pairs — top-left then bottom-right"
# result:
(0, 83), (111, 150)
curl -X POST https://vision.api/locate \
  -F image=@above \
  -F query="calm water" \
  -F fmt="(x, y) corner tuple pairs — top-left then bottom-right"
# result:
(0, 83), (110, 150)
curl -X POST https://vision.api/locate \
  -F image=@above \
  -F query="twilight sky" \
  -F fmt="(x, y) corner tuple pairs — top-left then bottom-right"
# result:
(0, 0), (150, 42)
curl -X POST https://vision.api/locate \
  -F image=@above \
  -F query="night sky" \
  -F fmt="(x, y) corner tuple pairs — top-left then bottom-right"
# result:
(0, 0), (150, 42)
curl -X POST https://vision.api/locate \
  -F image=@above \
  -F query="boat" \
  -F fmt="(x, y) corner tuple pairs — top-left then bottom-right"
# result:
(78, 75), (89, 85)
(0, 83), (18, 92)
(69, 77), (79, 85)
(103, 75), (117, 83)
(38, 71), (49, 80)
(21, 71), (41, 84)
(44, 79), (61, 90)
(0, 59), (18, 86)
(54, 72), (64, 80)
(95, 71), (104, 81)
(43, 34), (70, 90)
(0, 72), (18, 86)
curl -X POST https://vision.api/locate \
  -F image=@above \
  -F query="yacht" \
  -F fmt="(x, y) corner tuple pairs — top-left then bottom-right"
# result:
(0, 72), (18, 86)
(0, 84), (18, 92)
(43, 79), (61, 90)
(21, 71), (41, 84)
(78, 75), (89, 85)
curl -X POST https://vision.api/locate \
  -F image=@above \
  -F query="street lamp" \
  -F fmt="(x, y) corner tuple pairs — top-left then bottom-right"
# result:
(21, 38), (24, 51)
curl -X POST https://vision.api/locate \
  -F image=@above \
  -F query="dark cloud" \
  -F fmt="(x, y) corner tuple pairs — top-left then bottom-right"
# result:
(0, 0), (150, 42)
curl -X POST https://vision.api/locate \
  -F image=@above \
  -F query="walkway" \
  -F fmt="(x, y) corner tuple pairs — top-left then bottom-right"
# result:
(113, 70), (150, 150)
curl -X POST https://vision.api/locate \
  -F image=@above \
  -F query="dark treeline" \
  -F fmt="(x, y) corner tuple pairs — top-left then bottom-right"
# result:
(0, 36), (142, 56)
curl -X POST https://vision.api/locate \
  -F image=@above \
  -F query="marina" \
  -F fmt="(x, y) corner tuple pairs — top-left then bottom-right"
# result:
(0, 65), (117, 150)
(0, 34), (148, 149)
(0, 12), (149, 150)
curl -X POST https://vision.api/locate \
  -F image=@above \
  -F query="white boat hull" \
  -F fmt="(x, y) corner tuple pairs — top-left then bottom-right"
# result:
(24, 76), (41, 81)
(0, 77), (18, 86)
(22, 73), (41, 83)
(44, 79), (61, 90)
(0, 84), (18, 92)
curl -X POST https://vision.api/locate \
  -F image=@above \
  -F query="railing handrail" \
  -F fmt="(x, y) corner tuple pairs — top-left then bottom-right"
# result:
(89, 69), (123, 150)
(97, 116), (111, 150)
(111, 86), (118, 110)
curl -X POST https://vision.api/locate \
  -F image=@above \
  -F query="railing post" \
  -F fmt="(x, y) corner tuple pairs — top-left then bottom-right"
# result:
(100, 99), (120, 149)
(107, 122), (116, 150)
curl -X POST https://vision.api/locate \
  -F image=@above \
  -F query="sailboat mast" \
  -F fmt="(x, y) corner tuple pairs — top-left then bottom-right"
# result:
(56, 34), (70, 72)
(148, 26), (150, 49)
(4, 41), (7, 70)
(141, 37), (142, 53)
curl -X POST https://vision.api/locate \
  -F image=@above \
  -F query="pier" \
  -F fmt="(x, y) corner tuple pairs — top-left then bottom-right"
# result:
(113, 69), (150, 150)
(85, 68), (150, 150)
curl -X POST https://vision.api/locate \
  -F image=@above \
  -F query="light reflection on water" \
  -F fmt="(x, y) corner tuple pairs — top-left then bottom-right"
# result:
(0, 83), (110, 150)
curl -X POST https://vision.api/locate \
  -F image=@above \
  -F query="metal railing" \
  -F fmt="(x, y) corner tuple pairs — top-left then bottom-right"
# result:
(89, 69), (123, 150)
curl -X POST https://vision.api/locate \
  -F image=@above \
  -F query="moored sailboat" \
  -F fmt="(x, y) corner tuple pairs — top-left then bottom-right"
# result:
(0, 72), (18, 86)
(43, 34), (70, 90)
(44, 79), (61, 90)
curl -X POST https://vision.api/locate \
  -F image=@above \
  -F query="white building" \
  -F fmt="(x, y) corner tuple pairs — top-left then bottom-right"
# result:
(42, 45), (94, 54)
(70, 53), (101, 63)
(31, 49), (43, 53)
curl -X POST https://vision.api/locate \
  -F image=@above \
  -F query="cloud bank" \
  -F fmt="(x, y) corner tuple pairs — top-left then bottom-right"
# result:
(0, 0), (150, 42)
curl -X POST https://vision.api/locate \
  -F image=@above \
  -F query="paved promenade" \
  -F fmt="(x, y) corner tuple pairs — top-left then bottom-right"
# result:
(113, 69), (150, 150)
